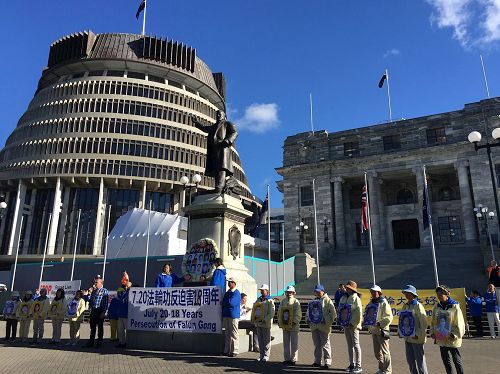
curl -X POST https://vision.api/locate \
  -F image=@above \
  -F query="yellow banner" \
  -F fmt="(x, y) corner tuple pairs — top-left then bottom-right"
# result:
(357, 288), (466, 325)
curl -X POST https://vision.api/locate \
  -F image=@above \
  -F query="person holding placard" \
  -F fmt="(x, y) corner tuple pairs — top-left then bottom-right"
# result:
(399, 285), (429, 374)
(430, 285), (465, 374)
(49, 288), (67, 344)
(4, 291), (20, 341)
(251, 284), (275, 362)
(339, 280), (363, 373)
(107, 291), (120, 342)
(31, 288), (50, 344)
(116, 286), (129, 348)
(17, 290), (34, 342)
(364, 285), (393, 374)
(307, 284), (336, 369)
(67, 290), (85, 345)
(222, 277), (241, 357)
(278, 285), (302, 366)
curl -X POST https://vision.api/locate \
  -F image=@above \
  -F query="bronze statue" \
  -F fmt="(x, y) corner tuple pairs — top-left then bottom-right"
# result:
(192, 111), (238, 193)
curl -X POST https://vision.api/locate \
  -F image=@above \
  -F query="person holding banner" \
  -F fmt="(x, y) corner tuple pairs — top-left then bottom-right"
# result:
(399, 285), (429, 374)
(339, 280), (363, 374)
(31, 288), (50, 344)
(17, 290), (34, 342)
(49, 288), (67, 344)
(364, 285), (393, 374)
(116, 287), (129, 348)
(251, 284), (275, 362)
(4, 291), (20, 341)
(155, 264), (183, 288)
(430, 285), (465, 374)
(307, 284), (336, 369)
(222, 277), (241, 357)
(83, 277), (109, 349)
(67, 290), (85, 346)
(278, 285), (302, 366)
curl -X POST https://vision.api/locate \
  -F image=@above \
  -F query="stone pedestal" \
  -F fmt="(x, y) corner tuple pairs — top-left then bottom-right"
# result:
(183, 193), (258, 302)
(294, 252), (317, 284)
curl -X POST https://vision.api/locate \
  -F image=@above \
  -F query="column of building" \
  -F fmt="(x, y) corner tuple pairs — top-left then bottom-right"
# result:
(455, 160), (478, 243)
(93, 178), (106, 255)
(332, 176), (346, 252)
(47, 177), (62, 255)
(367, 172), (385, 251)
(7, 180), (26, 255)
(313, 175), (333, 260)
(413, 166), (431, 248)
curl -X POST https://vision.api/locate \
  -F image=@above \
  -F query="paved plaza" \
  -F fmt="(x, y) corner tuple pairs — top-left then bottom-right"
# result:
(0, 321), (498, 373)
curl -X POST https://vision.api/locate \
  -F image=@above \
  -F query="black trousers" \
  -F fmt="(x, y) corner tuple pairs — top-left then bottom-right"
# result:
(440, 346), (464, 374)
(472, 316), (483, 337)
(5, 319), (17, 340)
(89, 308), (105, 343)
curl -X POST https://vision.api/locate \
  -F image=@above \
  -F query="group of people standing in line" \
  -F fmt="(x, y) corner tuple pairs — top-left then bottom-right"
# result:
(221, 279), (467, 374)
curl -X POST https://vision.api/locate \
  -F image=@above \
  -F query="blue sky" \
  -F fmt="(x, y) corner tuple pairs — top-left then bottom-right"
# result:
(1, 1), (500, 207)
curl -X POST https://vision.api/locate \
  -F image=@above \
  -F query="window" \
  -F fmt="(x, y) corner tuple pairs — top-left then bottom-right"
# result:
(344, 141), (359, 157)
(148, 74), (165, 84)
(128, 71), (146, 80)
(300, 185), (313, 206)
(355, 223), (368, 247)
(396, 188), (414, 204)
(383, 135), (401, 151)
(107, 70), (124, 77)
(303, 217), (315, 244)
(438, 216), (462, 243)
(438, 187), (455, 201)
(88, 70), (104, 77)
(426, 127), (446, 145)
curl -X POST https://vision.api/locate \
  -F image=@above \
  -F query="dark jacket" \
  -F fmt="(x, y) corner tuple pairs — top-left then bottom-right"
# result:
(116, 290), (128, 319)
(222, 289), (241, 319)
(489, 266), (500, 287)
(107, 298), (119, 320)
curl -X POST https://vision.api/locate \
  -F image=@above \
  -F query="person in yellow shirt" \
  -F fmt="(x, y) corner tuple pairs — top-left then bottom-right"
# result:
(307, 284), (336, 369)
(16, 290), (34, 342)
(31, 288), (50, 344)
(49, 288), (68, 344)
(278, 285), (302, 366)
(339, 280), (363, 373)
(66, 290), (86, 346)
(251, 284), (275, 362)
(399, 285), (429, 374)
(364, 285), (393, 374)
(430, 285), (465, 374)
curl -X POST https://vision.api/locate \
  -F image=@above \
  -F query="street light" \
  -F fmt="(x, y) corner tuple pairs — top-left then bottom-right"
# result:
(180, 174), (202, 205)
(295, 218), (309, 253)
(468, 127), (500, 248)
(474, 205), (496, 261)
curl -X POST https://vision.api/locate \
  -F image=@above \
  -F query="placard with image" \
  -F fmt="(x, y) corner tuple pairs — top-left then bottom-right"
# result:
(363, 303), (379, 327)
(3, 300), (16, 317)
(67, 300), (79, 318)
(398, 310), (416, 337)
(252, 302), (265, 323)
(32, 301), (44, 319)
(308, 300), (323, 325)
(182, 238), (218, 282)
(337, 303), (352, 327)
(17, 302), (30, 319)
(280, 306), (294, 329)
(435, 311), (452, 342)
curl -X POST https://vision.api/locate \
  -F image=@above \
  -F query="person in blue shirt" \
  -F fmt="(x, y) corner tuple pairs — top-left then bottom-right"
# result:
(107, 292), (120, 342)
(155, 263), (183, 287)
(465, 290), (483, 337)
(222, 277), (241, 357)
(334, 283), (346, 307)
(210, 258), (227, 293)
(116, 287), (129, 348)
(485, 284), (500, 338)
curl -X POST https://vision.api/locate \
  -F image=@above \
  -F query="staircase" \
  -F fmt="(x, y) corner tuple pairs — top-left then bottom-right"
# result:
(295, 245), (488, 295)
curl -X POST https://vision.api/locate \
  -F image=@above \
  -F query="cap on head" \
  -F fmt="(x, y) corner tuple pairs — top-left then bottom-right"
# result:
(370, 284), (382, 293)
(258, 284), (269, 291)
(435, 285), (451, 296)
(227, 277), (236, 283)
(11, 291), (20, 297)
(25, 290), (33, 295)
(285, 285), (296, 293)
(402, 284), (418, 297)
(345, 280), (360, 294)
(95, 274), (102, 280)
(314, 284), (325, 293)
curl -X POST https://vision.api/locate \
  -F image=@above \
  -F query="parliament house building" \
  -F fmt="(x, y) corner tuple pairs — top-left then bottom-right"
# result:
(0, 31), (255, 266)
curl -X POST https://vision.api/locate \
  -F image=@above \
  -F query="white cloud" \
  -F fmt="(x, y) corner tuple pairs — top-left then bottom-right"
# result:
(426, 0), (500, 47)
(235, 103), (280, 134)
(383, 48), (401, 58)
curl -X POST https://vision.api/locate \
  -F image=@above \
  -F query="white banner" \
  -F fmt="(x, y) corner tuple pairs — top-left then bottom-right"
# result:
(128, 286), (222, 334)
(40, 280), (81, 301)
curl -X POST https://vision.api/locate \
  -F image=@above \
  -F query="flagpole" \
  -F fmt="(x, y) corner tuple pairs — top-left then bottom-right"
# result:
(282, 222), (285, 293)
(143, 199), (152, 287)
(142, 0), (147, 36)
(10, 216), (24, 292)
(309, 93), (314, 134)
(312, 178), (320, 284)
(70, 209), (81, 282)
(364, 172), (376, 285)
(480, 55), (491, 99)
(102, 205), (111, 283)
(38, 213), (52, 289)
(267, 185), (272, 293)
(386, 68), (393, 123)
(423, 165), (440, 287)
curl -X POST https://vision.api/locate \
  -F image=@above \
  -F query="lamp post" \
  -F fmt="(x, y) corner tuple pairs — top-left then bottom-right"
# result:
(474, 205), (496, 261)
(180, 174), (202, 205)
(468, 128), (500, 248)
(295, 218), (308, 253)
(323, 218), (331, 243)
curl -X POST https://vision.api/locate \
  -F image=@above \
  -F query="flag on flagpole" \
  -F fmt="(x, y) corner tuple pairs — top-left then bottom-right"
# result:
(422, 175), (431, 229)
(252, 193), (269, 236)
(361, 185), (369, 232)
(378, 73), (387, 88)
(136, 0), (146, 19)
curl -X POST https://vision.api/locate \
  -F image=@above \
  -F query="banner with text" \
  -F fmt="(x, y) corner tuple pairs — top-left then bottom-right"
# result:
(40, 280), (82, 301)
(358, 287), (466, 325)
(128, 286), (222, 334)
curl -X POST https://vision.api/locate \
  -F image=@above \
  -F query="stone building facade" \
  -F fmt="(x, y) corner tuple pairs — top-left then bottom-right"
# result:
(0, 31), (256, 265)
(277, 98), (500, 260)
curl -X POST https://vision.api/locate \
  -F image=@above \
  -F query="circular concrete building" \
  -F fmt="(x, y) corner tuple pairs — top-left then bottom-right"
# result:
(0, 31), (255, 261)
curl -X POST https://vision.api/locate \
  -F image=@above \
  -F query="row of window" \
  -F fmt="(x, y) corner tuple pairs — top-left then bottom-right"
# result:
(342, 127), (447, 157)
(3, 137), (207, 168)
(32, 78), (216, 119)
